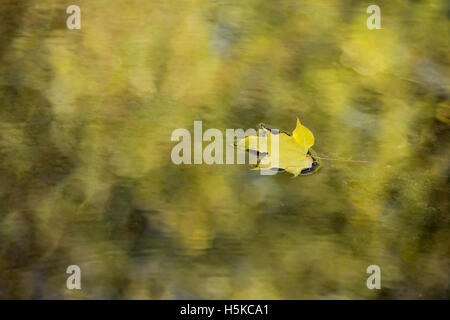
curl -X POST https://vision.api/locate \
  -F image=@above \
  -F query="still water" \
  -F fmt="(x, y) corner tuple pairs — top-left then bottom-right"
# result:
(0, 1), (448, 299)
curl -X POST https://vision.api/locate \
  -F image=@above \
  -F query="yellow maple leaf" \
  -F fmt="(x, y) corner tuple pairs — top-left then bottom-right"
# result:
(236, 118), (321, 177)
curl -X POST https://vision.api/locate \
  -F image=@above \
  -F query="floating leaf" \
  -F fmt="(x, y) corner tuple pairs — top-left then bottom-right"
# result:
(236, 118), (320, 177)
(292, 118), (314, 154)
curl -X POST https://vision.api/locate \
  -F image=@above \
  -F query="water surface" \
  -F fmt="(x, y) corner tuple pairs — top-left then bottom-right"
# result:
(0, 0), (448, 299)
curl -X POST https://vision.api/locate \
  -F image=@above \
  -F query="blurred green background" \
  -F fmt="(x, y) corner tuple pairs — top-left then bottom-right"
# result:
(0, 0), (448, 299)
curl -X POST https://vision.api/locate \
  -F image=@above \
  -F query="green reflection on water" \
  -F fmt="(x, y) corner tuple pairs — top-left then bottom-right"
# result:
(0, 0), (448, 299)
